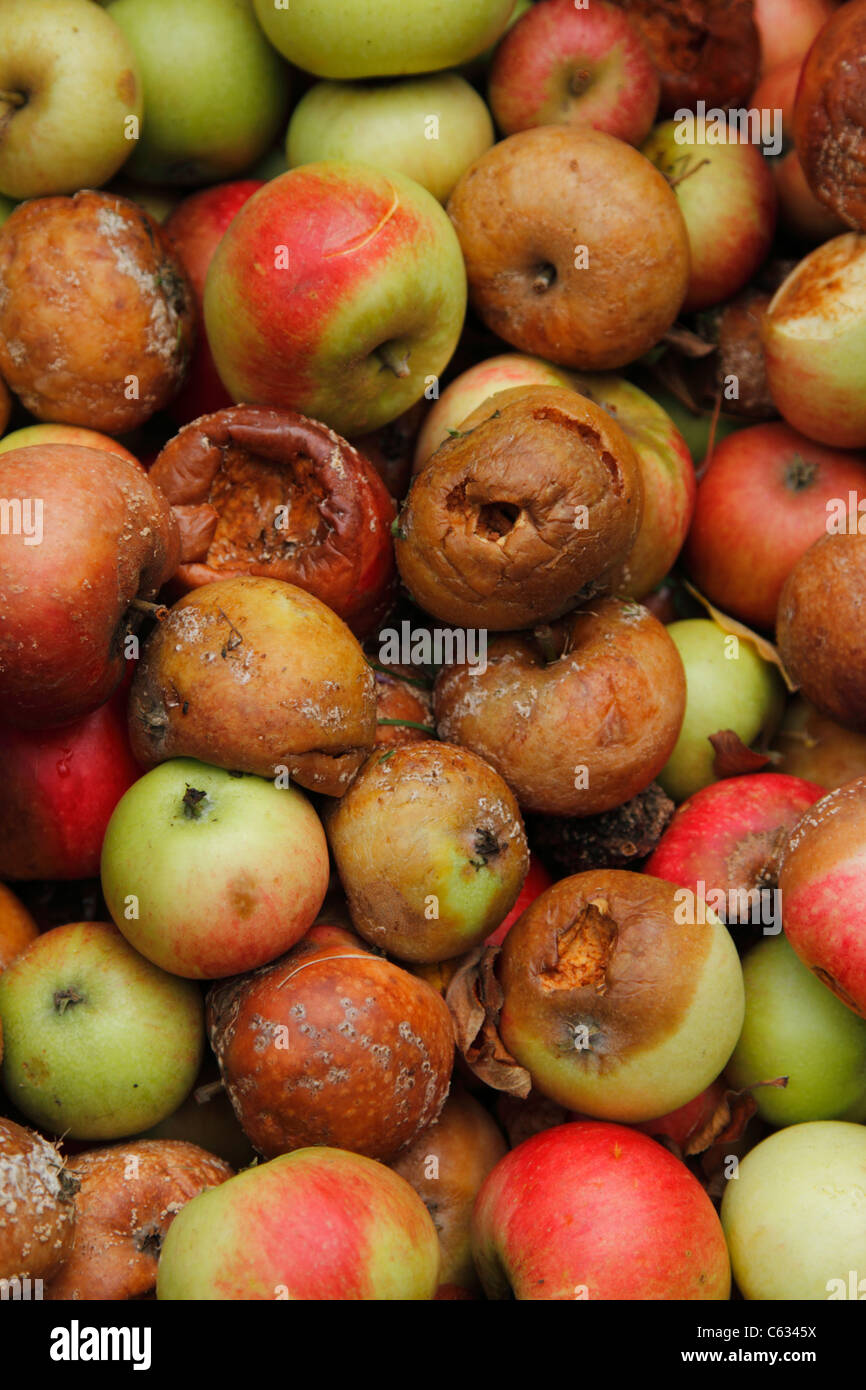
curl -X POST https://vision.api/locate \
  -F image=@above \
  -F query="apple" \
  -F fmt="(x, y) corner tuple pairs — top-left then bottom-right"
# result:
(472, 1120), (731, 1299)
(486, 853), (553, 949)
(794, 0), (866, 233)
(287, 75), (494, 205)
(771, 696), (866, 790)
(0, 921), (203, 1139)
(634, 377), (748, 465)
(157, 1145), (441, 1300)
(684, 422), (866, 630)
(0, 882), (38, 975)
(496, 870), (744, 1123)
(488, 0), (659, 145)
(0, 1117), (77, 1282)
(629, 1078), (730, 1154)
(657, 619), (786, 803)
(101, 758), (329, 979)
(203, 164), (467, 437)
(106, 0), (289, 185)
(762, 234), (866, 448)
(642, 116), (777, 313)
(753, 0), (838, 76)
(778, 777), (866, 1019)
(251, 0), (517, 80)
(0, 423), (140, 466)
(721, 1120), (866, 1299)
(0, 676), (142, 881)
(726, 933), (866, 1126)
(0, 0), (142, 200)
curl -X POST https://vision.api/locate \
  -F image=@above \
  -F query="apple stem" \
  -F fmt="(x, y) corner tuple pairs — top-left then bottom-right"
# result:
(531, 263), (556, 294)
(375, 341), (411, 378)
(129, 597), (169, 621)
(533, 624), (559, 664)
(193, 1080), (225, 1105)
(0, 90), (26, 109)
(667, 157), (710, 189)
(53, 987), (84, 1015)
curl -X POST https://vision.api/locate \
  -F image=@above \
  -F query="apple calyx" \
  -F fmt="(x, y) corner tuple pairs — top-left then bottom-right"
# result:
(182, 785), (210, 819)
(53, 987), (85, 1016)
(539, 899), (617, 994)
(470, 826), (502, 870)
(568, 66), (594, 99)
(784, 454), (818, 492)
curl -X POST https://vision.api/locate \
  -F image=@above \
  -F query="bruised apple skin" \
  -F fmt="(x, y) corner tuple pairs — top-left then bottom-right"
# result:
(207, 925), (455, 1162)
(326, 741), (529, 964)
(390, 1088), (508, 1299)
(0, 192), (195, 432)
(471, 1120), (731, 1300)
(776, 533), (866, 733)
(447, 127), (689, 371)
(496, 871), (745, 1121)
(45, 1140), (233, 1301)
(614, 0), (759, 115)
(778, 779), (866, 1018)
(794, 0), (866, 233)
(395, 386), (643, 629)
(148, 405), (396, 640)
(0, 445), (179, 729)
(0, 1117), (78, 1282)
(128, 575), (377, 796)
(434, 598), (686, 816)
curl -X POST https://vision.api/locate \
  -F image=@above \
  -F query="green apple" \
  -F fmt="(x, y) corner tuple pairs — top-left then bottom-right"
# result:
(0, 921), (203, 1139)
(287, 74), (495, 204)
(252, 0), (517, 79)
(658, 619), (785, 802)
(721, 1121), (866, 1299)
(157, 1146), (440, 1299)
(726, 934), (866, 1126)
(107, 0), (289, 185)
(100, 759), (330, 980)
(0, 0), (142, 199)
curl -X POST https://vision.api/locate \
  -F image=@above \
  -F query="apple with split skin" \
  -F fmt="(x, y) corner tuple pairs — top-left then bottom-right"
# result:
(0, 921), (203, 1139)
(204, 164), (467, 437)
(0, 0), (142, 200)
(287, 75), (494, 205)
(101, 758), (330, 979)
(472, 1120), (731, 1300)
(157, 1145), (441, 1301)
(488, 0), (660, 145)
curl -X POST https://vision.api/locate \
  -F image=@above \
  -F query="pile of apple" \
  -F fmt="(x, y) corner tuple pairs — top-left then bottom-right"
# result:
(2, 0), (866, 1304)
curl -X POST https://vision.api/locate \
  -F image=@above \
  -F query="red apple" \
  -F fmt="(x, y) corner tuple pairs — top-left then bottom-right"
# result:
(486, 853), (553, 949)
(754, 0), (838, 76)
(0, 673), (142, 880)
(163, 180), (265, 425)
(471, 1120), (731, 1299)
(630, 1078), (730, 1151)
(488, 0), (659, 146)
(684, 422), (866, 630)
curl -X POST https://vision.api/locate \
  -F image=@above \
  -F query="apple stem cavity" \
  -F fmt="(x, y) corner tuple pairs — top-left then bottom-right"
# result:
(531, 263), (557, 294)
(785, 454), (818, 491)
(182, 785), (210, 819)
(470, 826), (501, 869)
(53, 987), (85, 1016)
(375, 341), (411, 378)
(533, 624), (560, 665)
(0, 89), (26, 110)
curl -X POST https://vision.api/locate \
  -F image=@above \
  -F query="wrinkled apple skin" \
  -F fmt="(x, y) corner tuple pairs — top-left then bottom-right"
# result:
(721, 1120), (866, 1300)
(472, 1121), (731, 1300)
(157, 1146), (441, 1300)
(327, 741), (528, 964)
(497, 870), (745, 1121)
(0, 445), (179, 729)
(778, 778), (866, 1018)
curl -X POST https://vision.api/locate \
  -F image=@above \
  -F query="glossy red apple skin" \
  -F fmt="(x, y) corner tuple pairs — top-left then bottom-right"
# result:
(645, 773), (825, 901)
(485, 854), (553, 949)
(163, 180), (265, 426)
(488, 0), (659, 146)
(684, 422), (866, 630)
(471, 1120), (731, 1300)
(0, 675), (141, 880)
(779, 778), (866, 1018)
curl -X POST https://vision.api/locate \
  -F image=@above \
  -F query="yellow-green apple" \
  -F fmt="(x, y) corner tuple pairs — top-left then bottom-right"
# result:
(0, 445), (179, 729)
(489, 0), (659, 144)
(251, 0), (517, 80)
(162, 179), (264, 423)
(204, 164), (467, 437)
(778, 777), (866, 1018)
(0, 921), (203, 1139)
(771, 696), (866, 790)
(0, 0), (141, 199)
(0, 423), (141, 465)
(326, 740), (529, 963)
(641, 117), (777, 313)
(658, 619), (786, 803)
(496, 870), (745, 1121)
(390, 1088), (508, 1298)
(0, 678), (142, 881)
(106, 0), (289, 185)
(101, 758), (329, 979)
(287, 75), (494, 205)
(157, 1146), (441, 1300)
(721, 1120), (866, 1299)
(763, 235), (866, 448)
(727, 933), (866, 1125)
(472, 1120), (731, 1299)
(684, 422), (866, 630)
(645, 772), (823, 914)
